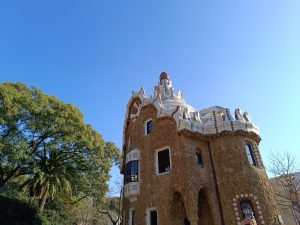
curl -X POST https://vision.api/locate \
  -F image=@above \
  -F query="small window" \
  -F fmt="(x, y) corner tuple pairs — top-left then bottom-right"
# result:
(245, 143), (257, 166)
(131, 210), (135, 225)
(196, 149), (203, 166)
(124, 160), (139, 184)
(157, 149), (171, 174)
(146, 120), (153, 135)
(150, 210), (158, 225)
(240, 200), (254, 219)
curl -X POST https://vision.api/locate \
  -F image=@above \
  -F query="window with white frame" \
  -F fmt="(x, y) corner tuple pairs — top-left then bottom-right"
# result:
(245, 143), (257, 166)
(240, 200), (255, 219)
(145, 119), (153, 135)
(146, 207), (159, 225)
(124, 160), (139, 184)
(124, 149), (140, 184)
(156, 148), (171, 175)
(150, 210), (158, 225)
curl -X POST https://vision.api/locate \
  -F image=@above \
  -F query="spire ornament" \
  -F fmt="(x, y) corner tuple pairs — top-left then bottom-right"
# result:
(160, 72), (169, 83)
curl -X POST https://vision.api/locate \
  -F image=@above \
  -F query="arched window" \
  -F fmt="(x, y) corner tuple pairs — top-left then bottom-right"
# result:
(132, 210), (135, 225)
(145, 119), (153, 135)
(129, 208), (135, 225)
(146, 207), (159, 225)
(196, 148), (203, 166)
(245, 143), (257, 166)
(150, 210), (158, 225)
(240, 200), (254, 219)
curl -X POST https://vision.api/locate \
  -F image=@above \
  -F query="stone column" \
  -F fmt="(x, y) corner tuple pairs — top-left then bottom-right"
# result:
(185, 190), (199, 225)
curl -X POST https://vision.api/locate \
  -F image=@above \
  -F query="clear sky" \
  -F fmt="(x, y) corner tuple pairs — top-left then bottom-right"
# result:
(1, 0), (300, 187)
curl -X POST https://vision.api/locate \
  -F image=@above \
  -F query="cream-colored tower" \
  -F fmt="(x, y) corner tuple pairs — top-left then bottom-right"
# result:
(121, 73), (282, 225)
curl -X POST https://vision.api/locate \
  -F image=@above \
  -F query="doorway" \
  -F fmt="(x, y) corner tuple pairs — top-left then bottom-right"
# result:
(198, 189), (214, 225)
(170, 192), (190, 225)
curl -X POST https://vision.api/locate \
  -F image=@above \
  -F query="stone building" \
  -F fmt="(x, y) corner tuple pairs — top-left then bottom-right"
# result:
(270, 172), (300, 225)
(120, 73), (283, 225)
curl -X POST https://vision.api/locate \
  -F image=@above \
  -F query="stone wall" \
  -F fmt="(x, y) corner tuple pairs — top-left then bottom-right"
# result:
(209, 135), (280, 225)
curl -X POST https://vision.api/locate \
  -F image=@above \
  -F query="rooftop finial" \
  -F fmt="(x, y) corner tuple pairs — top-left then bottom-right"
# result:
(160, 72), (169, 83)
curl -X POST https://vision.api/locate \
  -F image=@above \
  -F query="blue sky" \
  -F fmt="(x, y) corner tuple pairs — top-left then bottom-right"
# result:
(1, 0), (300, 187)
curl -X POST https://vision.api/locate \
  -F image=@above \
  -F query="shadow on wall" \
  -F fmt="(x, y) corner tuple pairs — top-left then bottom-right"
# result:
(198, 189), (214, 225)
(0, 195), (42, 225)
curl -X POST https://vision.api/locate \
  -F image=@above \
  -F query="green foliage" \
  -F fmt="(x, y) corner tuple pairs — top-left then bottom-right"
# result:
(39, 197), (75, 225)
(0, 195), (42, 225)
(0, 82), (120, 218)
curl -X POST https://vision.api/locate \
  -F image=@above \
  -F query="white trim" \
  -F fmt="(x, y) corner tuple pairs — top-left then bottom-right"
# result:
(233, 193), (264, 225)
(124, 148), (141, 198)
(144, 118), (153, 135)
(155, 146), (172, 176)
(126, 148), (141, 164)
(146, 207), (159, 225)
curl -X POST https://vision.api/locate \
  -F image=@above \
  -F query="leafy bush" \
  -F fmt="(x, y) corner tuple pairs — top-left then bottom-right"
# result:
(0, 195), (42, 225)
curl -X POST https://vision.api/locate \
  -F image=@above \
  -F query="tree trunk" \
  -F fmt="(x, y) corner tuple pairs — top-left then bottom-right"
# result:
(39, 186), (49, 212)
(0, 165), (21, 189)
(0, 164), (4, 188)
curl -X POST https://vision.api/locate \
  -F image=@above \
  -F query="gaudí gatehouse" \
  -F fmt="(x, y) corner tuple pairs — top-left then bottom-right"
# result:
(120, 72), (283, 225)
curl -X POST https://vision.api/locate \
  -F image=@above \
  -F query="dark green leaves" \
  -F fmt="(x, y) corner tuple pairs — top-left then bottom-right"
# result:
(0, 82), (120, 211)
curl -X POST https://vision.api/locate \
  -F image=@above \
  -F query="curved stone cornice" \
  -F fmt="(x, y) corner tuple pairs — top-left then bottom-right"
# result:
(178, 129), (261, 144)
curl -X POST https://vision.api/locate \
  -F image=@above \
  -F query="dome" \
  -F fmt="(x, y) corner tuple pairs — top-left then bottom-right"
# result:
(161, 95), (196, 112)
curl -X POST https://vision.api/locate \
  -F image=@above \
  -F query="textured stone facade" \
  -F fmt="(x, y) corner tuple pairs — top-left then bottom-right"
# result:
(121, 73), (282, 225)
(270, 176), (299, 225)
